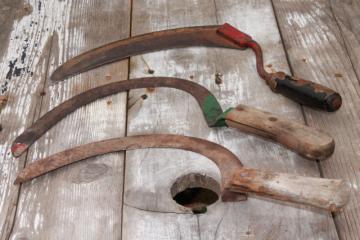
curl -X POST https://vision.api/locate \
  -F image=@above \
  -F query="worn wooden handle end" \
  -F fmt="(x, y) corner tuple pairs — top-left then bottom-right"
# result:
(273, 73), (342, 112)
(227, 168), (350, 211)
(225, 105), (335, 160)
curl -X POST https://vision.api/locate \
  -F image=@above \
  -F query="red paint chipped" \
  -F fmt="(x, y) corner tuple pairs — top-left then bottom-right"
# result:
(11, 143), (28, 158)
(217, 23), (252, 47)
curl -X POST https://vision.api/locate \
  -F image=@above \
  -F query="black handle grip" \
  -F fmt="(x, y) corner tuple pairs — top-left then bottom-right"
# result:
(273, 73), (342, 112)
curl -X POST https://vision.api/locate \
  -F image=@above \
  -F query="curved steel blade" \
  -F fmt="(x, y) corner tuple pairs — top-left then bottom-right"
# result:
(15, 134), (242, 185)
(11, 77), (225, 157)
(14, 134), (350, 212)
(51, 25), (243, 81)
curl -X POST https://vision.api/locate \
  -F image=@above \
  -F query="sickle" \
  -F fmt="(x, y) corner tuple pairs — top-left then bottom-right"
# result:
(11, 77), (334, 159)
(15, 134), (350, 212)
(51, 23), (341, 112)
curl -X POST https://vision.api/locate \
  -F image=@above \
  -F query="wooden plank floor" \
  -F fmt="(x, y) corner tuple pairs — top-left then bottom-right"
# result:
(0, 0), (358, 239)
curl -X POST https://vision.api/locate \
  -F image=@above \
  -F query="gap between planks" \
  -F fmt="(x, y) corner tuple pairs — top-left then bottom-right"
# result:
(120, 0), (134, 239)
(5, 33), (55, 240)
(271, 0), (360, 239)
(328, 1), (360, 85)
(269, 1), (342, 238)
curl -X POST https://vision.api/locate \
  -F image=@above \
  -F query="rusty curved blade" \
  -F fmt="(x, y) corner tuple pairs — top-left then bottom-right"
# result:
(51, 23), (342, 112)
(51, 25), (243, 81)
(11, 77), (225, 157)
(15, 134), (242, 186)
(15, 134), (350, 212)
(11, 76), (335, 160)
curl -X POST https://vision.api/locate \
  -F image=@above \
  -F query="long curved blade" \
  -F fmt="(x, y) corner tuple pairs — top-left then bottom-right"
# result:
(15, 134), (349, 212)
(15, 134), (242, 184)
(51, 25), (243, 81)
(11, 77), (224, 157)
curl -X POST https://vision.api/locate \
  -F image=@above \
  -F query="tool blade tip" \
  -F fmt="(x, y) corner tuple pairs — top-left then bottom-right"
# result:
(50, 69), (62, 82)
(11, 143), (28, 158)
(14, 177), (22, 185)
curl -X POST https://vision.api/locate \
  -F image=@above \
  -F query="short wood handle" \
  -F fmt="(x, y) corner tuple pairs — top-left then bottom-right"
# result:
(273, 73), (342, 112)
(225, 105), (334, 160)
(227, 168), (350, 211)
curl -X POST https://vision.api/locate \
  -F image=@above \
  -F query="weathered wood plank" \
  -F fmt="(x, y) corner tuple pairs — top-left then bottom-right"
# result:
(330, 0), (360, 80)
(123, 0), (338, 239)
(8, 0), (130, 239)
(0, 0), (55, 238)
(272, 0), (360, 239)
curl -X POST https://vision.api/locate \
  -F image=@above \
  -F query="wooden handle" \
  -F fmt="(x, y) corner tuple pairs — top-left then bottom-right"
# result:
(227, 168), (350, 211)
(225, 105), (334, 160)
(273, 73), (342, 112)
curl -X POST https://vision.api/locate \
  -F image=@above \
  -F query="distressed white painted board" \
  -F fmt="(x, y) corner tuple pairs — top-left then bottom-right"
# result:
(272, 1), (360, 239)
(2, 0), (355, 239)
(8, 0), (130, 239)
(0, 0), (57, 238)
(122, 0), (338, 239)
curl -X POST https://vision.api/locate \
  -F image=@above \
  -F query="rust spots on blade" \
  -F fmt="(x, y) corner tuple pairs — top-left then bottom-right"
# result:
(11, 77), (222, 158)
(146, 87), (155, 93)
(14, 134), (243, 195)
(50, 25), (243, 81)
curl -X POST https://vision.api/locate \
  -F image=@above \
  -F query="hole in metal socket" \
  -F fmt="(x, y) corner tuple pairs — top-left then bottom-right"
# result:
(171, 173), (220, 214)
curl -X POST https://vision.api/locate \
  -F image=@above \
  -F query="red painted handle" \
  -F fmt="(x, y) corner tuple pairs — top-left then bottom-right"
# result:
(217, 23), (342, 112)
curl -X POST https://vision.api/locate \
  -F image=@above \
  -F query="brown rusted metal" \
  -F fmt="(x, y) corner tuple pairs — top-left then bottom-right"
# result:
(50, 25), (243, 81)
(11, 77), (222, 157)
(0, 95), (8, 112)
(51, 23), (342, 111)
(15, 134), (350, 211)
(14, 134), (242, 185)
(217, 23), (342, 112)
(11, 77), (335, 160)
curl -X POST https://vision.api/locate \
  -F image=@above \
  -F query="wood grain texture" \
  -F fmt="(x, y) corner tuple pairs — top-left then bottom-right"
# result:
(272, 0), (360, 239)
(3, 0), (357, 239)
(0, 0), (55, 238)
(123, 0), (338, 239)
(229, 167), (350, 212)
(7, 0), (130, 239)
(225, 104), (334, 160)
(330, 0), (360, 81)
